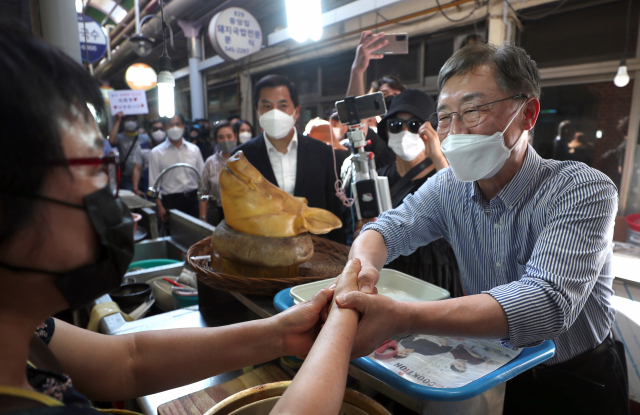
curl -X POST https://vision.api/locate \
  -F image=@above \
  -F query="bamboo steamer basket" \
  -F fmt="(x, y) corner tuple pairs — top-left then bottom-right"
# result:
(203, 381), (391, 415)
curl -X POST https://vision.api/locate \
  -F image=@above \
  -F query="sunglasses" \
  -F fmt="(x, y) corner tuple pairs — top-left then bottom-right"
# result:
(151, 126), (164, 132)
(387, 118), (424, 134)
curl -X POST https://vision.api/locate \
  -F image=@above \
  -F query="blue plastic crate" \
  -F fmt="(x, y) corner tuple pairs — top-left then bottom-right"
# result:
(273, 287), (555, 401)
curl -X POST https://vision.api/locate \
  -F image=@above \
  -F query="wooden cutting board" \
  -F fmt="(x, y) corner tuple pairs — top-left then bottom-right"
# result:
(157, 364), (291, 415)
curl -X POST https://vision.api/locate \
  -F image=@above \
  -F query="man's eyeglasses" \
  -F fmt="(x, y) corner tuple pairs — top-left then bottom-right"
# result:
(387, 118), (424, 134)
(429, 94), (528, 134)
(56, 157), (120, 197)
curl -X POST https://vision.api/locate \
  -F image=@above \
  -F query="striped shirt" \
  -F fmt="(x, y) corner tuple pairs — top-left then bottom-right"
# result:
(362, 145), (617, 364)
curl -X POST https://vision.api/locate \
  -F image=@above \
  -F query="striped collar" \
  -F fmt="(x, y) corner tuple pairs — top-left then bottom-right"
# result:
(470, 144), (542, 210)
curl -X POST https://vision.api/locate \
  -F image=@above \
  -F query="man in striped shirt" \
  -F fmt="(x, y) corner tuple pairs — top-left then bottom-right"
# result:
(338, 43), (628, 414)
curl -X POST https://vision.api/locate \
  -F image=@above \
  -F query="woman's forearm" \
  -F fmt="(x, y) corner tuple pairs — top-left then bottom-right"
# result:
(52, 318), (282, 401)
(272, 304), (358, 415)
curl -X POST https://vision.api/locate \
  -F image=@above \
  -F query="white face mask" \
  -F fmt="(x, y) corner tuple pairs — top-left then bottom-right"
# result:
(238, 131), (253, 144)
(440, 100), (527, 182)
(388, 131), (426, 162)
(259, 109), (295, 140)
(123, 120), (138, 132)
(167, 126), (184, 141)
(151, 130), (167, 143)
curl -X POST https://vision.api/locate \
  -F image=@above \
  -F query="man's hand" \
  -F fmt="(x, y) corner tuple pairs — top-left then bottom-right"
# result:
(134, 189), (146, 197)
(336, 292), (411, 359)
(419, 122), (448, 171)
(352, 31), (388, 75)
(354, 217), (377, 238)
(272, 287), (335, 357)
(115, 111), (124, 122)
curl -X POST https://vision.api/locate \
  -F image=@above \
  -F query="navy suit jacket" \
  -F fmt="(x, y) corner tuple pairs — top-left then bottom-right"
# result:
(232, 132), (347, 244)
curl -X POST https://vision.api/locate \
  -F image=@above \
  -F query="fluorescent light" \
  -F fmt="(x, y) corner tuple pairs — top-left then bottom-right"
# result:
(157, 71), (175, 118)
(286, 0), (322, 43)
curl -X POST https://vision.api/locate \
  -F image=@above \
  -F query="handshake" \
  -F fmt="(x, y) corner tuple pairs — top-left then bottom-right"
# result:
(269, 258), (407, 414)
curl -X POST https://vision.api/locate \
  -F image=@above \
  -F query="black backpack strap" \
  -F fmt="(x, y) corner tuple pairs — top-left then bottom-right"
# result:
(389, 158), (432, 198)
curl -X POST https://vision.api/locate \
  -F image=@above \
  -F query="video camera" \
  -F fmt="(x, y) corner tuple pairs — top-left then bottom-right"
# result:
(335, 92), (392, 220)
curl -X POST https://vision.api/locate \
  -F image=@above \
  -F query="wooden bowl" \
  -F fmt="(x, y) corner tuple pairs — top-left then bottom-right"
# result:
(204, 381), (391, 415)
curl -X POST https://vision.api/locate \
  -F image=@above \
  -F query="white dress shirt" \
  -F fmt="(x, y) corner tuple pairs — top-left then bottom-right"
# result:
(148, 139), (204, 196)
(264, 129), (298, 195)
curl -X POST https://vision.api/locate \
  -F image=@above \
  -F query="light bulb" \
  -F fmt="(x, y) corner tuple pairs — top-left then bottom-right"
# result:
(614, 65), (630, 87)
(157, 70), (175, 118)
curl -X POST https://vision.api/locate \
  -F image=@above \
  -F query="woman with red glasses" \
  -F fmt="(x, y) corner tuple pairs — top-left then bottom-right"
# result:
(0, 21), (336, 414)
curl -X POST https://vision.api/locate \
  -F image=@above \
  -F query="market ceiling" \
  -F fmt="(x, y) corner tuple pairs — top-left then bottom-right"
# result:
(80, 0), (356, 88)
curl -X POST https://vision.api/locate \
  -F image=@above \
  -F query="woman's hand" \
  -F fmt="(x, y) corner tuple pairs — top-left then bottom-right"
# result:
(272, 286), (335, 357)
(419, 122), (449, 171)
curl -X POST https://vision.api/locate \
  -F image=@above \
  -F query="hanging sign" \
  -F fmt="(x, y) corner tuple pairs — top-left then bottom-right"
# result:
(108, 90), (149, 116)
(78, 14), (107, 64)
(208, 7), (262, 61)
(125, 63), (158, 90)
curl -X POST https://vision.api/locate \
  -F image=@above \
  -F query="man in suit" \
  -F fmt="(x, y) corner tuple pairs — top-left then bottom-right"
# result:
(232, 75), (346, 243)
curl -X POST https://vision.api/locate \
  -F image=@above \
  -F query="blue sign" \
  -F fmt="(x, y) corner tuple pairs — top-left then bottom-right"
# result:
(77, 14), (107, 64)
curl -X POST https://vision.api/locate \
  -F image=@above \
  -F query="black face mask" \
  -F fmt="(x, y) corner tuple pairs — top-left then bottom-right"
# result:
(0, 185), (134, 310)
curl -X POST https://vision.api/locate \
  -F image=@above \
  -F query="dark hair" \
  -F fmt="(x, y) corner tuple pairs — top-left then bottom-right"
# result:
(148, 118), (163, 129)
(213, 120), (234, 141)
(227, 114), (240, 122)
(232, 119), (254, 137)
(378, 76), (406, 93)
(0, 19), (105, 248)
(438, 43), (541, 99)
(162, 112), (186, 126)
(253, 75), (300, 108)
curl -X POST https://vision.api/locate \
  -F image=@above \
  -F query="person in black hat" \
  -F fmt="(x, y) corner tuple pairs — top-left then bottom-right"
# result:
(354, 89), (464, 297)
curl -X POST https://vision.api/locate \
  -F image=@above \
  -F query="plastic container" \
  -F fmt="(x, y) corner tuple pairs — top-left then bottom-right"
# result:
(147, 276), (180, 312)
(274, 287), (556, 402)
(172, 291), (199, 308)
(290, 268), (450, 305)
(625, 213), (640, 246)
(127, 259), (181, 271)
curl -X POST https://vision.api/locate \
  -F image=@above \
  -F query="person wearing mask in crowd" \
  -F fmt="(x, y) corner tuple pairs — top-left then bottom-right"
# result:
(353, 89), (463, 297)
(227, 114), (240, 126)
(149, 113), (205, 228)
(108, 113), (147, 191)
(233, 119), (255, 145)
(132, 118), (165, 197)
(200, 121), (237, 225)
(566, 131), (594, 166)
(192, 118), (214, 160)
(336, 42), (628, 415)
(232, 75), (346, 244)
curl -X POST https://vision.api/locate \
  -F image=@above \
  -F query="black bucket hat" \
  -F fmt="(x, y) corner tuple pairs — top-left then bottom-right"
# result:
(378, 89), (436, 141)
